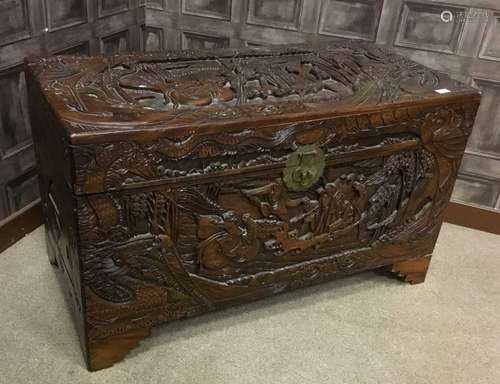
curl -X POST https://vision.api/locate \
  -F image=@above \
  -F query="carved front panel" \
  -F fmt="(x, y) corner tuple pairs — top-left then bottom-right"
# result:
(77, 100), (478, 341)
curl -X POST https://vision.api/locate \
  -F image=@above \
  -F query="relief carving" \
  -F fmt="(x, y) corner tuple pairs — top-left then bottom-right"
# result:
(79, 140), (444, 334)
(26, 41), (480, 371)
(74, 99), (478, 338)
(28, 41), (469, 131)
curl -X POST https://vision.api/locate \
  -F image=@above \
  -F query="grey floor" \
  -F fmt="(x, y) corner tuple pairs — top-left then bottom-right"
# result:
(0, 224), (499, 384)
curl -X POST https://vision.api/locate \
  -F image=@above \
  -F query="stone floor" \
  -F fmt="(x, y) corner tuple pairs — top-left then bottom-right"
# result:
(0, 223), (499, 384)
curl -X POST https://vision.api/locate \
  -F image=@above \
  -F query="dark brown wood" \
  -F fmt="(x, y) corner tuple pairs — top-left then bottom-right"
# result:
(385, 255), (432, 285)
(25, 41), (481, 371)
(88, 328), (151, 372)
(444, 201), (500, 236)
(0, 198), (43, 254)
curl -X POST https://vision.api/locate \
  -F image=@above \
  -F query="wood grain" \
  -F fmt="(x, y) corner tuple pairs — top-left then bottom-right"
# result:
(445, 201), (500, 236)
(386, 255), (432, 285)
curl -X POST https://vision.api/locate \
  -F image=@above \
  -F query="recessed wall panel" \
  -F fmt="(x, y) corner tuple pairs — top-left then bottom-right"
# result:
(181, 32), (229, 49)
(395, 2), (466, 54)
(0, 67), (31, 158)
(319, 0), (383, 41)
(0, 0), (30, 46)
(247, 0), (302, 31)
(182, 0), (231, 20)
(6, 167), (38, 214)
(46, 0), (88, 31)
(98, 0), (129, 17)
(142, 26), (164, 51)
(453, 175), (500, 208)
(101, 30), (130, 55)
(53, 42), (91, 56)
(479, 12), (500, 61)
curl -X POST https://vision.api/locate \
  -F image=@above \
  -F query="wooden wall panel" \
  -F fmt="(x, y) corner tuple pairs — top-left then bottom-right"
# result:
(141, 25), (164, 51)
(137, 0), (500, 214)
(452, 175), (500, 208)
(0, 67), (31, 158)
(478, 11), (500, 62)
(0, 66), (36, 220)
(0, 0), (31, 47)
(394, 2), (466, 54)
(319, 0), (383, 41)
(100, 30), (130, 54)
(98, 0), (131, 17)
(247, 0), (302, 30)
(181, 31), (230, 49)
(182, 0), (232, 20)
(45, 0), (88, 31)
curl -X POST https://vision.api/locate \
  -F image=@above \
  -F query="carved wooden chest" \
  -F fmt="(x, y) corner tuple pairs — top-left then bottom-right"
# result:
(26, 42), (480, 371)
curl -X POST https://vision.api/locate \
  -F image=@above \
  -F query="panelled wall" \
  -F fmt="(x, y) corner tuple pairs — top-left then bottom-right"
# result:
(1, 0), (499, 223)
(0, 0), (145, 221)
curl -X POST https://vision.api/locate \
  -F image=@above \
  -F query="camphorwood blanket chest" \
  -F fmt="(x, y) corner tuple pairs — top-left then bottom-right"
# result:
(26, 41), (480, 371)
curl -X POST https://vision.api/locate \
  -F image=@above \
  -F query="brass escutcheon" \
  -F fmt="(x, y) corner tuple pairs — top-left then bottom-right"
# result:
(283, 144), (325, 191)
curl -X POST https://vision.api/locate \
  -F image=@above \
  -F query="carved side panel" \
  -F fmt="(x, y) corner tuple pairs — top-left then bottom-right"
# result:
(26, 69), (86, 355)
(0, 0), (30, 47)
(319, 0), (383, 41)
(395, 2), (466, 54)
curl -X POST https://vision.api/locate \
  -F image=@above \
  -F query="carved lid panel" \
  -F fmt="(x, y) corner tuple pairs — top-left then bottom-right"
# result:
(26, 41), (478, 143)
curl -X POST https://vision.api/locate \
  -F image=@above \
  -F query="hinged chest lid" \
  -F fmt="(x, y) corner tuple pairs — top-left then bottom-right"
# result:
(26, 41), (480, 195)
(26, 41), (478, 143)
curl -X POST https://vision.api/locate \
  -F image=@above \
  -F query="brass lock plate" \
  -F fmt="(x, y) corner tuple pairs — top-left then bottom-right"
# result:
(283, 144), (325, 191)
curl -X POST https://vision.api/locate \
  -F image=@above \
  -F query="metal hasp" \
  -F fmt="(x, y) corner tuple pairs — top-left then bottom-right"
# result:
(283, 144), (326, 191)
